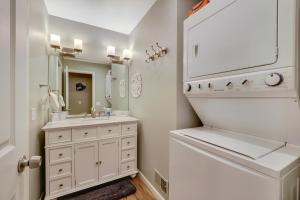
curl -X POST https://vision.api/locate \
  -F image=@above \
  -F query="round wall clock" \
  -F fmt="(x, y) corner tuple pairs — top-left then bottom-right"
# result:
(131, 73), (142, 98)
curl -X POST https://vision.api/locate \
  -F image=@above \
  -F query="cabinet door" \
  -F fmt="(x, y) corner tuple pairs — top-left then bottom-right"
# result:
(75, 142), (98, 187)
(99, 138), (119, 181)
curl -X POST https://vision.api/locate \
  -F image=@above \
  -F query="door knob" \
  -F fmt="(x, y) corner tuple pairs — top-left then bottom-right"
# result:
(18, 155), (42, 173)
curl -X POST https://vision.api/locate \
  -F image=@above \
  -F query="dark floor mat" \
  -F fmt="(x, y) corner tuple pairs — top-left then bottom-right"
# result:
(58, 178), (136, 200)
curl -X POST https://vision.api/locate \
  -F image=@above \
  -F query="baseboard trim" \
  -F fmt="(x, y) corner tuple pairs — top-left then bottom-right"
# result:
(138, 170), (165, 200)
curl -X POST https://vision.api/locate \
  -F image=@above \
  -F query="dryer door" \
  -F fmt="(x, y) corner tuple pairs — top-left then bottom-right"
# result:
(185, 0), (278, 78)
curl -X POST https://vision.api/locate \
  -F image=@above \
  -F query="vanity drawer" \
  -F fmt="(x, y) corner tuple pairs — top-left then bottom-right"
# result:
(121, 136), (136, 149)
(49, 147), (72, 164)
(122, 123), (137, 135)
(72, 127), (97, 141)
(48, 129), (71, 145)
(120, 161), (135, 174)
(49, 177), (72, 195)
(49, 162), (72, 180)
(121, 149), (136, 162)
(98, 124), (121, 138)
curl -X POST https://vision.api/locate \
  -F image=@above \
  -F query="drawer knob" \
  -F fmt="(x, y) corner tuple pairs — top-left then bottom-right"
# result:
(84, 132), (88, 135)
(108, 129), (112, 133)
(59, 153), (63, 157)
(58, 135), (63, 139)
(127, 127), (130, 130)
(96, 161), (102, 165)
(59, 184), (64, 188)
(58, 169), (63, 173)
(127, 154), (130, 157)
(127, 141), (130, 145)
(127, 166), (130, 169)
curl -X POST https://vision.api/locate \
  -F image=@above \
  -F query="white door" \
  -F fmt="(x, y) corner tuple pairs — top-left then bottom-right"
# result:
(185, 0), (278, 78)
(99, 138), (119, 181)
(74, 142), (99, 187)
(0, 0), (30, 199)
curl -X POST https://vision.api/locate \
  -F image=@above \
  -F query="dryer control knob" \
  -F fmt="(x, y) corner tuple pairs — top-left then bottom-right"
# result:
(184, 83), (192, 92)
(265, 73), (283, 87)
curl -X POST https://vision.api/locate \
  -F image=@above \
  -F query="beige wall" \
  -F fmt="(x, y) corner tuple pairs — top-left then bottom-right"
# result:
(28, 0), (49, 199)
(129, 0), (200, 198)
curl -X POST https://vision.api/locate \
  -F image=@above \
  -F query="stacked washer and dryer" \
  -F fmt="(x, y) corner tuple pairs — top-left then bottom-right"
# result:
(169, 0), (300, 200)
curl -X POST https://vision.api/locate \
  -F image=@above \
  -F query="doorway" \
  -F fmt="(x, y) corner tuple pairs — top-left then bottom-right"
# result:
(65, 70), (95, 115)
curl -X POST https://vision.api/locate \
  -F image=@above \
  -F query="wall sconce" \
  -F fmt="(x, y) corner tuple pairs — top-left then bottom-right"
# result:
(123, 49), (132, 60)
(49, 34), (83, 57)
(50, 34), (61, 49)
(107, 46), (132, 63)
(74, 39), (83, 53)
(107, 46), (116, 58)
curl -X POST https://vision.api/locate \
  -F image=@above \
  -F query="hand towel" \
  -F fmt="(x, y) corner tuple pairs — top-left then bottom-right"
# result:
(49, 92), (60, 112)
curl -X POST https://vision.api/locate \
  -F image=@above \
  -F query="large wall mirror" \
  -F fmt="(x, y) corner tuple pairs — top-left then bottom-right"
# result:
(48, 55), (129, 116)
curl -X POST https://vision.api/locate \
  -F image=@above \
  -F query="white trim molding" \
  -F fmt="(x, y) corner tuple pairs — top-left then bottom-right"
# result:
(138, 171), (165, 200)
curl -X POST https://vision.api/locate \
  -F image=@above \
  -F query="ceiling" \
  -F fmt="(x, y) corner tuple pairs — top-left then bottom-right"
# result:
(44, 0), (157, 35)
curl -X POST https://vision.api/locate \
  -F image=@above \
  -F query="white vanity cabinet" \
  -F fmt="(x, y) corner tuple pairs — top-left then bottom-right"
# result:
(43, 117), (138, 200)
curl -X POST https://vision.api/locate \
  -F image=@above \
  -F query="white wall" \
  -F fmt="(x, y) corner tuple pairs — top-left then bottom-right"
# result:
(28, 0), (49, 199)
(129, 0), (201, 198)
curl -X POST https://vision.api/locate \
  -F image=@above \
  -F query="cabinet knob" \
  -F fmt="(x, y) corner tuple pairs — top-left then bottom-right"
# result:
(108, 129), (112, 133)
(127, 141), (130, 145)
(96, 161), (102, 165)
(127, 166), (130, 169)
(127, 154), (130, 157)
(84, 132), (88, 135)
(58, 168), (63, 173)
(59, 184), (64, 188)
(58, 135), (63, 139)
(127, 127), (130, 130)
(59, 153), (63, 157)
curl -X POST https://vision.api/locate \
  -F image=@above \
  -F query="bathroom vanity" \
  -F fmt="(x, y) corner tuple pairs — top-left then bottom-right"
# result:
(42, 116), (138, 200)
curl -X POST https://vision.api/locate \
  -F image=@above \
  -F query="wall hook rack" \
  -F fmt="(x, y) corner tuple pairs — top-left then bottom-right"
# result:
(151, 45), (161, 58)
(145, 42), (168, 63)
(156, 42), (168, 55)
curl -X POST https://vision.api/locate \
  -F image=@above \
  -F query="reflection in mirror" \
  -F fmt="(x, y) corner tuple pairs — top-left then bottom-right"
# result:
(48, 55), (129, 117)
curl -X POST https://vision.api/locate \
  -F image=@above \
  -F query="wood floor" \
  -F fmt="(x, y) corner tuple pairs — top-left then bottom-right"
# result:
(121, 176), (157, 200)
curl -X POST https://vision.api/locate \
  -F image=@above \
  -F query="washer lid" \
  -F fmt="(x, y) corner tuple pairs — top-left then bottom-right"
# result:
(183, 127), (285, 160)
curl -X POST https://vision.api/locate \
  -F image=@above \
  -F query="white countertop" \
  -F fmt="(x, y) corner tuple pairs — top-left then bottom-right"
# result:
(42, 116), (138, 131)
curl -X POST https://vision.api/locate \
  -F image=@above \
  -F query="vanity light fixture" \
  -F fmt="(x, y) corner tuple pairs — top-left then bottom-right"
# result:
(50, 34), (61, 49)
(123, 49), (132, 60)
(74, 39), (83, 53)
(49, 34), (83, 57)
(107, 46), (116, 58)
(107, 46), (132, 63)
